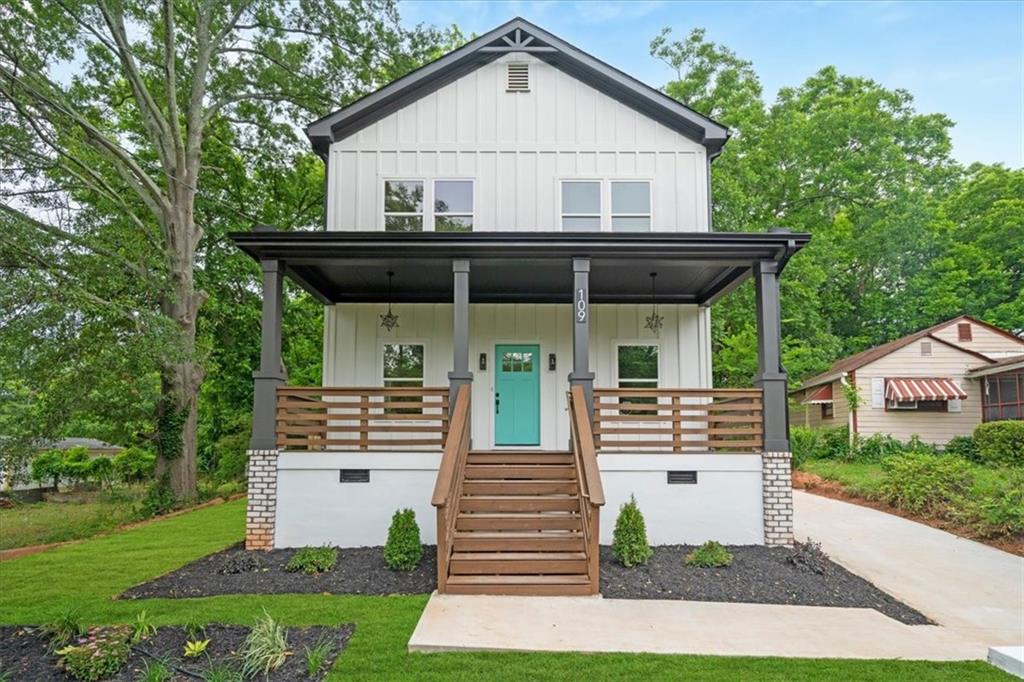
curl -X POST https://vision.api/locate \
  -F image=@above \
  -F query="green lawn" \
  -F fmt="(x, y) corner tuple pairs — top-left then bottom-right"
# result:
(0, 494), (140, 550)
(801, 459), (1011, 499)
(0, 499), (1008, 680)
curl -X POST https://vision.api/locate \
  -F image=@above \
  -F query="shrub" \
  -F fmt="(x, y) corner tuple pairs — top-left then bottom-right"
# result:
(304, 636), (337, 678)
(384, 508), (424, 571)
(56, 625), (131, 681)
(240, 610), (290, 678)
(218, 553), (263, 575)
(943, 435), (980, 461)
(31, 450), (64, 488)
(612, 495), (652, 567)
(853, 433), (904, 462)
(60, 447), (93, 487)
(130, 610), (157, 644)
(216, 481), (244, 499)
(43, 606), (84, 649)
(213, 431), (249, 483)
(821, 425), (852, 460)
(787, 539), (831, 575)
(684, 540), (733, 568)
(878, 452), (973, 516)
(89, 457), (114, 488)
(904, 435), (939, 455)
(112, 447), (156, 485)
(789, 426), (822, 468)
(285, 546), (338, 574)
(974, 420), (1024, 467)
(968, 469), (1024, 537)
(139, 474), (176, 518)
(184, 639), (211, 657)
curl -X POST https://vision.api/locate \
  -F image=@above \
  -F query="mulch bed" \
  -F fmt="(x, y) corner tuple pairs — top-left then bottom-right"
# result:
(793, 470), (1024, 557)
(0, 623), (353, 681)
(599, 544), (930, 625)
(120, 544), (437, 599)
(119, 541), (927, 625)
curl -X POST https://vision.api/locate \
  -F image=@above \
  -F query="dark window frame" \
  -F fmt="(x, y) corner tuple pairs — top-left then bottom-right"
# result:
(820, 403), (834, 420)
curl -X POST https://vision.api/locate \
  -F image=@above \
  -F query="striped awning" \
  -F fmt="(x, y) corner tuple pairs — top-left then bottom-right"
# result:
(803, 383), (833, 404)
(885, 378), (966, 402)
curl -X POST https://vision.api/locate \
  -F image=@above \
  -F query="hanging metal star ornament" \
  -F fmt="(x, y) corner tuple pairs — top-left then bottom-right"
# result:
(379, 271), (400, 332)
(644, 272), (664, 335)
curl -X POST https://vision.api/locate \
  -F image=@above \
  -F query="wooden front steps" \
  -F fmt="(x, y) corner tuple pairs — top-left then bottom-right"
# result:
(445, 450), (592, 596)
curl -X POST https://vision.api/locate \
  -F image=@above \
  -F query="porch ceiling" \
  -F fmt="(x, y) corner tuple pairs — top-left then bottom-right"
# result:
(230, 231), (809, 306)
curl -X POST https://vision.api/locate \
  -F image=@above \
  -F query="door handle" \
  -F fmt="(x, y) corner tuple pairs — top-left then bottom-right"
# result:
(495, 393), (500, 414)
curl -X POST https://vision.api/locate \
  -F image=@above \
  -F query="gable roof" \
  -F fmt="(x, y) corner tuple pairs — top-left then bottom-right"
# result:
(305, 17), (729, 156)
(796, 315), (1021, 390)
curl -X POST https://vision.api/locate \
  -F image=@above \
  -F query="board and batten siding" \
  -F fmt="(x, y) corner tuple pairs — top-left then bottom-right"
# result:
(853, 339), (989, 444)
(326, 53), (708, 232)
(929, 320), (1024, 359)
(793, 379), (849, 430)
(322, 303), (712, 450)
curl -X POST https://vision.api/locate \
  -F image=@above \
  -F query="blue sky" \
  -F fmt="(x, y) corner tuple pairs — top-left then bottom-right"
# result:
(399, 1), (1023, 167)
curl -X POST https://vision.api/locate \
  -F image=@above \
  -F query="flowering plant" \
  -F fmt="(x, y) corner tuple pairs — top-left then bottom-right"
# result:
(56, 625), (131, 681)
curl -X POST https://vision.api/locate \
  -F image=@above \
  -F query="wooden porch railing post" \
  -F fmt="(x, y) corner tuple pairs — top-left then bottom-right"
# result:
(671, 395), (682, 453)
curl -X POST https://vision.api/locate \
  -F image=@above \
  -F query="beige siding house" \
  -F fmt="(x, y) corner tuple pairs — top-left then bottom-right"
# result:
(791, 316), (1024, 444)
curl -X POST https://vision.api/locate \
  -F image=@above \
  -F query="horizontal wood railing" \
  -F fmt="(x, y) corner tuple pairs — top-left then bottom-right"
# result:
(592, 388), (764, 452)
(431, 386), (472, 593)
(276, 387), (449, 451)
(568, 385), (605, 594)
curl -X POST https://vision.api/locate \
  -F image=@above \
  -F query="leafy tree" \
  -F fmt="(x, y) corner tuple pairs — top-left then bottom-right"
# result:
(60, 446), (93, 487)
(112, 446), (156, 484)
(0, 1), (460, 499)
(31, 449), (64, 488)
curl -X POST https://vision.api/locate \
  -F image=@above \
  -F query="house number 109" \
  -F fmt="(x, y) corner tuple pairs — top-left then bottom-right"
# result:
(576, 288), (588, 322)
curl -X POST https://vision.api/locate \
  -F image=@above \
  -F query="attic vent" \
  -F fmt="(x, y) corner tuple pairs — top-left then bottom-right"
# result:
(506, 63), (530, 92)
(667, 471), (698, 485)
(339, 469), (370, 483)
(921, 341), (932, 357)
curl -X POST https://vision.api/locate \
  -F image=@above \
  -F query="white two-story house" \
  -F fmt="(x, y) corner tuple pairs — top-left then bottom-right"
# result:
(232, 18), (809, 595)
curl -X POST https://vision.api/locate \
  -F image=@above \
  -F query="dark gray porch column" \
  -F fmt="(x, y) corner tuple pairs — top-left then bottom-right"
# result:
(448, 259), (472, 403)
(753, 260), (789, 452)
(250, 258), (287, 450)
(568, 258), (595, 416)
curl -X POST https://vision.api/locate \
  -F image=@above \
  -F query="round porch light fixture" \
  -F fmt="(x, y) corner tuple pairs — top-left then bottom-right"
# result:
(644, 271), (664, 336)
(380, 270), (400, 332)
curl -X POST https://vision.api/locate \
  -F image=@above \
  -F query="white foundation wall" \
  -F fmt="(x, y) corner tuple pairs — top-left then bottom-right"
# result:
(323, 302), (712, 450)
(274, 452), (764, 548)
(597, 454), (765, 545)
(274, 452), (440, 548)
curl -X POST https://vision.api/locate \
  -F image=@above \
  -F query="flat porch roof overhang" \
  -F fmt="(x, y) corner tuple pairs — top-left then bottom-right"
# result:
(229, 231), (810, 306)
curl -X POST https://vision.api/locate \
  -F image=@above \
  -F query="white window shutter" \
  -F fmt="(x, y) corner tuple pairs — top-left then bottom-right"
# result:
(948, 398), (962, 413)
(871, 378), (885, 409)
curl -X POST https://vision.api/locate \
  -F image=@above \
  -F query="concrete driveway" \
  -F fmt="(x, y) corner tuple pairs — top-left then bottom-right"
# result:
(794, 490), (1024, 648)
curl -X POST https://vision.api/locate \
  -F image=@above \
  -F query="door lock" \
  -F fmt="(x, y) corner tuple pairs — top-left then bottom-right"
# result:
(495, 393), (500, 414)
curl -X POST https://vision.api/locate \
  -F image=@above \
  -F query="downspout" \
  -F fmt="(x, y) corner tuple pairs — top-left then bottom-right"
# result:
(705, 146), (723, 232)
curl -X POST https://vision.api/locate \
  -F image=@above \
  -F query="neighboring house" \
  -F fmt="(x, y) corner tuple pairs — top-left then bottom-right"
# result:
(1, 438), (123, 492)
(791, 316), (1024, 444)
(231, 18), (810, 595)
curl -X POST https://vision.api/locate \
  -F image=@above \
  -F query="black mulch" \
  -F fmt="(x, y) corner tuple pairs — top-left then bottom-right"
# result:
(0, 623), (353, 681)
(599, 544), (931, 625)
(116, 542), (928, 626)
(120, 544), (437, 599)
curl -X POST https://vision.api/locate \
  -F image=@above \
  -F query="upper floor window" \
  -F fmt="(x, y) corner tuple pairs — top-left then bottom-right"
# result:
(561, 181), (601, 231)
(384, 180), (423, 232)
(434, 180), (473, 232)
(611, 181), (651, 232)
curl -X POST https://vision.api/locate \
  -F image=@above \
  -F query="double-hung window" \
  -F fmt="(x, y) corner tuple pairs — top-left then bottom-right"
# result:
(560, 181), (601, 231)
(434, 180), (473, 232)
(611, 181), (651, 232)
(384, 180), (424, 232)
(382, 343), (424, 414)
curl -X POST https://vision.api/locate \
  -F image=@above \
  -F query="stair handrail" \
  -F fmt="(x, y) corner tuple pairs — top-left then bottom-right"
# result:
(568, 385), (605, 594)
(431, 385), (471, 592)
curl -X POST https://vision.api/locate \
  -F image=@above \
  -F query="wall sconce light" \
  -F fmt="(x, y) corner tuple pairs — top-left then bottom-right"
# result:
(548, 354), (557, 372)
(479, 353), (487, 371)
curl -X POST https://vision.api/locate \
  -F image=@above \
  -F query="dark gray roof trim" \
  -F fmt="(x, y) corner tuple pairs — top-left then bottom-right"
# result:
(305, 17), (729, 155)
(230, 230), (806, 306)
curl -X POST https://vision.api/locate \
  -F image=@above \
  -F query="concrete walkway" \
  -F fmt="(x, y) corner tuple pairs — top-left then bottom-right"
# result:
(794, 490), (1024, 649)
(408, 593), (983, 659)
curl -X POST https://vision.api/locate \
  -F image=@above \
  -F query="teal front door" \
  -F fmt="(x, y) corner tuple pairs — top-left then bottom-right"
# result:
(494, 344), (541, 446)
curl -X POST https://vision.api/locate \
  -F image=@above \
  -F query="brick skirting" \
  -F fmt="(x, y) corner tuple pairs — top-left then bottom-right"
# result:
(245, 449), (279, 550)
(762, 451), (794, 547)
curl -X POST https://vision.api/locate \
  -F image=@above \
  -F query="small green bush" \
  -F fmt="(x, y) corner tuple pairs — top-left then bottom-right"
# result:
(240, 610), (290, 678)
(974, 420), (1024, 467)
(821, 425), (852, 460)
(878, 452), (973, 516)
(967, 469), (1024, 537)
(383, 508), (423, 571)
(31, 450), (64, 488)
(60, 447), (93, 487)
(213, 431), (249, 483)
(285, 546), (337, 574)
(789, 426), (821, 468)
(112, 447), (156, 484)
(943, 435), (980, 461)
(853, 433), (904, 462)
(612, 495), (652, 567)
(89, 457), (114, 488)
(684, 540), (733, 568)
(216, 481), (244, 499)
(56, 625), (131, 681)
(139, 474), (177, 518)
(43, 606), (84, 649)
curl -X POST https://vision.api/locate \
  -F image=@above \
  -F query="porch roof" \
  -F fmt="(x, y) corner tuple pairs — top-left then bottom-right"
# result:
(229, 230), (809, 306)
